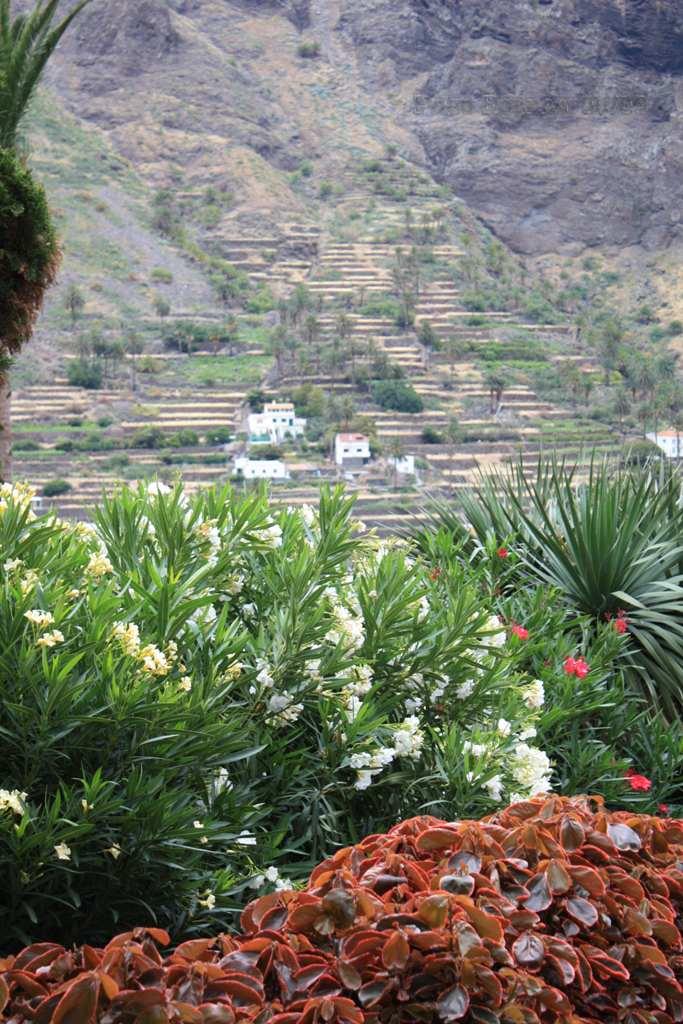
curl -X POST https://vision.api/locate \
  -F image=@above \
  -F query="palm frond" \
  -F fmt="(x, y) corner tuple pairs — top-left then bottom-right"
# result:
(0, 0), (91, 149)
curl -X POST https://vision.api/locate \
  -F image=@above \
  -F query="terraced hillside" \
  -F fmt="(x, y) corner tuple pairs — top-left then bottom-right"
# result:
(14, 156), (623, 529)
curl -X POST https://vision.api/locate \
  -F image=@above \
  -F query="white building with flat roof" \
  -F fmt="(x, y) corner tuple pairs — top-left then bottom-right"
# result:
(335, 433), (371, 469)
(646, 431), (683, 458)
(248, 402), (306, 444)
(233, 457), (289, 480)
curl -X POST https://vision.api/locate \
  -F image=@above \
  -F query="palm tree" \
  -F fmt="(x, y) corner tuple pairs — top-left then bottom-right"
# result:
(0, 0), (91, 480)
(388, 436), (403, 488)
(0, 0), (92, 149)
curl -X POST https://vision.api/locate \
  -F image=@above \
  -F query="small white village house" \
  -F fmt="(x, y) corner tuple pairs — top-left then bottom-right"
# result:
(335, 433), (371, 469)
(390, 454), (416, 476)
(646, 430), (683, 459)
(233, 457), (289, 480)
(248, 402), (306, 444)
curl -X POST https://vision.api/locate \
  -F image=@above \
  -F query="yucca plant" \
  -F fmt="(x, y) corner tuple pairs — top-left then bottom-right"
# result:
(425, 458), (683, 719)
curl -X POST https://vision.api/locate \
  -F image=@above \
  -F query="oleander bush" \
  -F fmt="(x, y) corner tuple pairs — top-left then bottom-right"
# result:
(1, 796), (681, 1024)
(0, 480), (679, 951)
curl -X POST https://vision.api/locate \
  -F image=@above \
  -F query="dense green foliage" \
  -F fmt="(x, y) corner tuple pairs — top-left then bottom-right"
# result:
(371, 379), (424, 413)
(2, 481), (678, 950)
(422, 459), (683, 719)
(0, 148), (59, 352)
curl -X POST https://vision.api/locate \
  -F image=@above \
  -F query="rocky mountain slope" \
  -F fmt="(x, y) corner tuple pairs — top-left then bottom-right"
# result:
(17, 0), (683, 356)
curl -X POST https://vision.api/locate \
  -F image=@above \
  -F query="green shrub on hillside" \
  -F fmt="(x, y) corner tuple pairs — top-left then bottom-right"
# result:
(67, 358), (103, 390)
(297, 40), (320, 58)
(42, 479), (72, 497)
(0, 481), (639, 950)
(372, 379), (424, 413)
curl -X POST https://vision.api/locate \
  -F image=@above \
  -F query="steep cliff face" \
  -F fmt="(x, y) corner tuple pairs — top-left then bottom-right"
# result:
(34, 0), (683, 265)
(335, 0), (683, 254)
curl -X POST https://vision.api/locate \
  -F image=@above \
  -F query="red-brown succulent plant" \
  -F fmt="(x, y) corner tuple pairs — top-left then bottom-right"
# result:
(1, 795), (682, 1024)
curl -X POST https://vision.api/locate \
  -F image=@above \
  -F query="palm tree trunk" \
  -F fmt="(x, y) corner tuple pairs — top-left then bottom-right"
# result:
(0, 370), (12, 482)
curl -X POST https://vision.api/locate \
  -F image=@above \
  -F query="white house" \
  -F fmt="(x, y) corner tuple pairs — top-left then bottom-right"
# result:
(646, 430), (683, 459)
(389, 454), (416, 476)
(248, 402), (306, 444)
(335, 433), (371, 469)
(233, 457), (289, 480)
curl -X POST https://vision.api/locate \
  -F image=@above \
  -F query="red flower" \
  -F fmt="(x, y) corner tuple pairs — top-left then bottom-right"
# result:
(497, 546), (509, 559)
(430, 566), (442, 581)
(564, 656), (590, 678)
(626, 769), (652, 792)
(574, 657), (590, 679)
(659, 803), (670, 816)
(511, 624), (529, 640)
(614, 616), (628, 634)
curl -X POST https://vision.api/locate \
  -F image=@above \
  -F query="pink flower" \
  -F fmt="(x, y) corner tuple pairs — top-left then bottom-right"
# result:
(564, 656), (590, 678)
(497, 547), (509, 559)
(658, 803), (670, 816)
(511, 624), (529, 640)
(574, 657), (590, 679)
(614, 616), (628, 635)
(626, 769), (652, 792)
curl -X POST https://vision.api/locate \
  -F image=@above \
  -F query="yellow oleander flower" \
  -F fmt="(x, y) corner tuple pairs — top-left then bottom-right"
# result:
(19, 570), (39, 595)
(36, 629), (64, 649)
(138, 644), (170, 677)
(0, 789), (27, 816)
(86, 552), (113, 579)
(24, 609), (54, 629)
(111, 622), (141, 657)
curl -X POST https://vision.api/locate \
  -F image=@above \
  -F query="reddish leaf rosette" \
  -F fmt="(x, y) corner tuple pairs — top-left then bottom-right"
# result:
(1, 797), (681, 1024)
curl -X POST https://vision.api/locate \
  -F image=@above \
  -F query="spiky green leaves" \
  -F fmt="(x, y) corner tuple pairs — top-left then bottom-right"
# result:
(0, 0), (92, 149)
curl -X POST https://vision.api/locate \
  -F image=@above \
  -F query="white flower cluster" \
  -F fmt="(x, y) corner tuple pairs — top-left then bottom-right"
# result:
(392, 716), (424, 759)
(187, 600), (217, 629)
(324, 587), (365, 652)
(350, 716), (425, 789)
(510, 742), (552, 795)
(267, 691), (304, 727)
(484, 615), (507, 649)
(341, 663), (373, 717)
(255, 658), (275, 689)
(405, 672), (446, 713)
(0, 789), (27, 817)
(255, 521), (283, 548)
(350, 746), (396, 790)
(196, 519), (221, 565)
(522, 679), (545, 708)
(249, 864), (293, 892)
